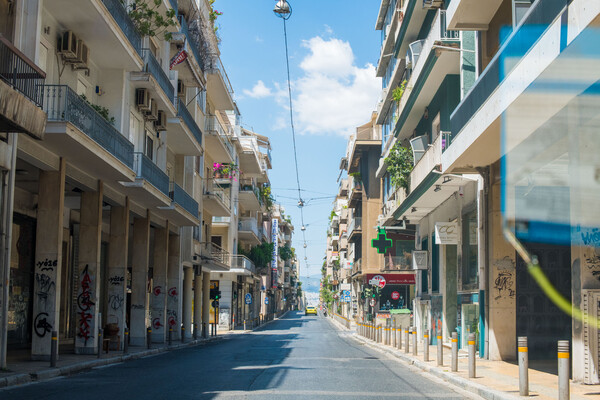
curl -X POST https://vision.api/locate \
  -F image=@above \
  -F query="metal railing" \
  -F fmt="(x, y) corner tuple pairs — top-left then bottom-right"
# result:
(212, 216), (231, 224)
(202, 242), (230, 265)
(383, 255), (412, 271)
(0, 35), (45, 107)
(142, 49), (175, 105)
(205, 182), (230, 209)
(206, 53), (233, 95)
(231, 255), (256, 274)
(133, 152), (169, 196)
(439, 10), (460, 39)
(239, 217), (259, 237)
(348, 217), (362, 237)
(240, 182), (262, 205)
(352, 258), (362, 275)
(177, 98), (202, 146)
(41, 85), (134, 168)
(177, 15), (204, 71)
(170, 182), (199, 219)
(206, 115), (234, 158)
(169, 0), (178, 14)
(101, 0), (143, 57)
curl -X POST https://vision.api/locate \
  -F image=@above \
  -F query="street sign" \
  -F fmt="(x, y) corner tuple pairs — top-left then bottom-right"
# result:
(391, 291), (400, 300)
(370, 298), (376, 307)
(265, 297), (269, 305)
(211, 300), (219, 308)
(245, 293), (252, 305)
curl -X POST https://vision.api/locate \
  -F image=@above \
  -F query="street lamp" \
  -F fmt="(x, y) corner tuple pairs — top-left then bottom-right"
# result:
(273, 0), (292, 19)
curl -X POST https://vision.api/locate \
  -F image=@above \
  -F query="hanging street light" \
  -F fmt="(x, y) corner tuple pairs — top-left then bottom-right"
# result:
(273, 0), (292, 20)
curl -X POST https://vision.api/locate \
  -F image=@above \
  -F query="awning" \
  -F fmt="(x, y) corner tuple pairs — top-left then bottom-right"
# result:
(392, 171), (477, 223)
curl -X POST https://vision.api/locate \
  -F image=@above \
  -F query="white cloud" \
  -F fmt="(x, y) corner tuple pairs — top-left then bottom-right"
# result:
(243, 80), (273, 99)
(291, 36), (381, 137)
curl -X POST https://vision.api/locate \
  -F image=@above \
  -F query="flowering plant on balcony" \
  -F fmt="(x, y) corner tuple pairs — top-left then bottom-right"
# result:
(213, 162), (238, 179)
(385, 140), (413, 191)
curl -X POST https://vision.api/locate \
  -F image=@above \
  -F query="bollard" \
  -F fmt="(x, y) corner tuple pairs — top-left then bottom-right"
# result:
(181, 325), (185, 343)
(423, 332), (429, 362)
(147, 327), (152, 349)
(392, 322), (396, 347)
(244, 320), (247, 331)
(202, 322), (207, 338)
(50, 330), (58, 368)
(169, 327), (173, 346)
(412, 327), (417, 356)
(397, 326), (402, 350)
(124, 328), (129, 354)
(468, 333), (476, 378)
(451, 332), (458, 372)
(193, 324), (198, 340)
(518, 336), (529, 396)
(558, 340), (570, 400)
(98, 328), (103, 358)
(405, 328), (410, 354)
(437, 332), (443, 366)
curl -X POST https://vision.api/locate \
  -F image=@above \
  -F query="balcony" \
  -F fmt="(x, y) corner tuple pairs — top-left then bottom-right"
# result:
(176, 15), (204, 72)
(200, 242), (230, 272)
(238, 217), (260, 245)
(205, 115), (234, 163)
(376, 0), (401, 77)
(0, 36), (47, 139)
(238, 182), (262, 211)
(348, 179), (363, 208)
(41, 85), (136, 183)
(340, 207), (349, 223)
(205, 53), (234, 110)
(165, 98), (202, 155)
(352, 258), (362, 276)
(383, 255), (412, 271)
(445, 0), (503, 31)
(238, 136), (264, 177)
(131, 49), (176, 115)
(348, 217), (362, 241)
(157, 182), (199, 226)
(230, 255), (256, 276)
(203, 182), (230, 216)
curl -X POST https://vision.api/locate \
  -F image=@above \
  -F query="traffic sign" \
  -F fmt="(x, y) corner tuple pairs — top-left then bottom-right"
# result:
(391, 291), (400, 300)
(245, 293), (252, 305)
(370, 298), (376, 307)
(211, 300), (219, 308)
(265, 297), (269, 305)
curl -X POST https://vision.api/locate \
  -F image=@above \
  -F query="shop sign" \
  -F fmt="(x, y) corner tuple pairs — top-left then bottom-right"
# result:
(368, 274), (387, 288)
(391, 291), (400, 300)
(435, 222), (458, 244)
(366, 273), (416, 285)
(412, 251), (428, 270)
(340, 283), (351, 291)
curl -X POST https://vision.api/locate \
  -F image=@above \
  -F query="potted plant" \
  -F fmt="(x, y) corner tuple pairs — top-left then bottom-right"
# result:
(213, 162), (239, 179)
(385, 141), (414, 191)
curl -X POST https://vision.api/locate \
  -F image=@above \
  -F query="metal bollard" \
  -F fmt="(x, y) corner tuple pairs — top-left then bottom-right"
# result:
(169, 327), (173, 346)
(468, 333), (476, 378)
(412, 327), (417, 356)
(98, 328), (103, 358)
(181, 325), (185, 343)
(518, 336), (529, 396)
(147, 327), (152, 349)
(437, 332), (443, 366)
(558, 340), (570, 400)
(405, 329), (410, 354)
(193, 323), (198, 340)
(392, 323), (396, 347)
(244, 320), (247, 331)
(397, 326), (402, 350)
(451, 332), (458, 372)
(50, 330), (58, 367)
(124, 328), (129, 354)
(202, 322), (207, 338)
(423, 332), (429, 362)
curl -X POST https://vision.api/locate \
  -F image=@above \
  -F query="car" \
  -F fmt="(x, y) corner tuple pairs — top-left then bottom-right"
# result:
(305, 306), (317, 315)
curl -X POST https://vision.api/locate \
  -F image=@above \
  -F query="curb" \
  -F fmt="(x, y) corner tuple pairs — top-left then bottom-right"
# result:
(0, 336), (223, 389)
(328, 317), (517, 400)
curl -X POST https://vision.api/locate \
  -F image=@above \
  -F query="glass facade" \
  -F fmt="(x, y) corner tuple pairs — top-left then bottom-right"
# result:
(461, 209), (478, 290)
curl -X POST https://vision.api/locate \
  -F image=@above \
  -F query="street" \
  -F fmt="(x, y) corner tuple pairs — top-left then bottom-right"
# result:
(2, 311), (472, 399)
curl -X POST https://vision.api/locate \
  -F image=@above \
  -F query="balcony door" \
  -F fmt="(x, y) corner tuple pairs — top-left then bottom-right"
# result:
(0, 0), (15, 41)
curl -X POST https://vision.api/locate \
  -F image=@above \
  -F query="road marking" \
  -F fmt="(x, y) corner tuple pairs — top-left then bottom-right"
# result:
(206, 389), (458, 398)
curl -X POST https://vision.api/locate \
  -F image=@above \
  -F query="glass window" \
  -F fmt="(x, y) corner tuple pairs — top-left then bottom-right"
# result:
(461, 209), (478, 290)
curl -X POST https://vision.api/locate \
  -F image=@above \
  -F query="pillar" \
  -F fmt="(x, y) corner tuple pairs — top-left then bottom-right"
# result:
(193, 269), (202, 335)
(182, 266), (193, 338)
(106, 201), (129, 350)
(167, 234), (181, 340)
(130, 215), (150, 346)
(151, 226), (169, 343)
(75, 183), (103, 354)
(31, 160), (65, 360)
(202, 271), (210, 333)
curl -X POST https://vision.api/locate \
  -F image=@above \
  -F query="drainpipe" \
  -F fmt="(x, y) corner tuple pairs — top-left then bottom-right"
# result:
(476, 166), (490, 360)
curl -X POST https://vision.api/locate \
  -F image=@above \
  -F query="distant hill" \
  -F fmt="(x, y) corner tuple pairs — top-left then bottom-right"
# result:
(298, 276), (322, 294)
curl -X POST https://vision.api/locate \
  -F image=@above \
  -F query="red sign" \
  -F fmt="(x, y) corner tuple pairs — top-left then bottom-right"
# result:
(368, 274), (387, 288)
(391, 291), (400, 300)
(366, 273), (416, 285)
(170, 49), (188, 69)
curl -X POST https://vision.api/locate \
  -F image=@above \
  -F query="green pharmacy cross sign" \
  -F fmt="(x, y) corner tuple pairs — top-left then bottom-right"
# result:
(371, 228), (392, 254)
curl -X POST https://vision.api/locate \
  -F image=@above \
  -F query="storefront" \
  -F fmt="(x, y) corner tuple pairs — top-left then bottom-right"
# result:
(365, 273), (416, 311)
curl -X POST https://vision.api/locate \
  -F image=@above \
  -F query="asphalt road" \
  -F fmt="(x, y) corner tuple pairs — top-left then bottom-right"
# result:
(3, 311), (473, 399)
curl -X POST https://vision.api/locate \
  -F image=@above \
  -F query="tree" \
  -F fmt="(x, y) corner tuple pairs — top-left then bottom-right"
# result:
(124, 0), (177, 41)
(385, 140), (414, 191)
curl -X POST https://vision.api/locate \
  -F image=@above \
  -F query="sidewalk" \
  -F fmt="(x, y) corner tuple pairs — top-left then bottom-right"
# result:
(328, 316), (599, 400)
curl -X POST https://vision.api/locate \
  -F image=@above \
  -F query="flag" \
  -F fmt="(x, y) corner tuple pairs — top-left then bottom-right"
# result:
(170, 49), (188, 69)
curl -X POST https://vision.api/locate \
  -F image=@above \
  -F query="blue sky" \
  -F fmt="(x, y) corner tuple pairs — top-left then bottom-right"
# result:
(215, 1), (382, 284)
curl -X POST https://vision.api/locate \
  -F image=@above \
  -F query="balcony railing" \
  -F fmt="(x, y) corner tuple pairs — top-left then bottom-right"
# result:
(142, 49), (175, 105)
(240, 182), (262, 205)
(177, 98), (202, 146)
(170, 182), (198, 219)
(206, 115), (234, 158)
(42, 85), (134, 168)
(348, 217), (362, 237)
(206, 53), (233, 95)
(0, 35), (45, 107)
(177, 15), (204, 71)
(169, 0), (178, 14)
(202, 242), (229, 265)
(352, 258), (362, 275)
(212, 216), (231, 224)
(383, 255), (412, 271)
(133, 152), (169, 196)
(101, 0), (143, 57)
(439, 10), (460, 40)
(193, 225), (201, 242)
(205, 182), (230, 208)
(239, 217), (259, 237)
(231, 255), (256, 274)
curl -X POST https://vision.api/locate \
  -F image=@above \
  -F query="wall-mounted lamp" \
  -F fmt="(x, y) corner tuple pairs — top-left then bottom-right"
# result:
(442, 176), (452, 184)
(411, 207), (417, 213)
(434, 185), (441, 192)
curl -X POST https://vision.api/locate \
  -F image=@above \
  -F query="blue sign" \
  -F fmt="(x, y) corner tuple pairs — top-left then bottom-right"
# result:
(265, 297), (269, 305)
(245, 293), (252, 305)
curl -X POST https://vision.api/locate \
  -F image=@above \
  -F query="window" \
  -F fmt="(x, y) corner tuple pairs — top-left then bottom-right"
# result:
(421, 237), (429, 295)
(144, 133), (154, 160)
(461, 209), (478, 290)
(196, 87), (206, 113)
(513, 0), (534, 27)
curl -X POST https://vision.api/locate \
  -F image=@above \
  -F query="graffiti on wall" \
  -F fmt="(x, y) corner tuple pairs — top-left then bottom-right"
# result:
(33, 257), (58, 342)
(494, 271), (516, 300)
(77, 264), (95, 345)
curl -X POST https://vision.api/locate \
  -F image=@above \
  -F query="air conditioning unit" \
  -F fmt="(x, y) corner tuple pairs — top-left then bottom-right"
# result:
(177, 79), (185, 98)
(423, 0), (443, 8)
(154, 110), (167, 130)
(145, 98), (158, 121)
(136, 88), (150, 112)
(73, 40), (89, 68)
(406, 39), (425, 70)
(59, 31), (79, 59)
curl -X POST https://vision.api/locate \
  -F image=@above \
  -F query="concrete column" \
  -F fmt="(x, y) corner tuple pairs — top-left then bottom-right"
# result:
(167, 234), (181, 340)
(202, 271), (210, 335)
(130, 215), (150, 346)
(193, 270), (202, 335)
(106, 202), (129, 350)
(75, 183), (103, 354)
(31, 160), (65, 360)
(182, 266), (193, 339)
(151, 226), (169, 343)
